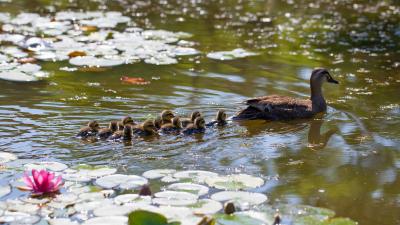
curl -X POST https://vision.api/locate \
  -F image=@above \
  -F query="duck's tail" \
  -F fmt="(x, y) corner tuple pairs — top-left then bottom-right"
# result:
(231, 106), (264, 120)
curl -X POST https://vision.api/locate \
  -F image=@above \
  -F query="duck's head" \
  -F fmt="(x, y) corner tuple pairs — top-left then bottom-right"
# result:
(190, 111), (201, 121)
(88, 121), (100, 130)
(216, 109), (227, 122)
(194, 117), (206, 129)
(121, 116), (134, 125)
(142, 119), (157, 133)
(311, 68), (339, 86)
(109, 121), (118, 132)
(161, 110), (175, 122)
(153, 116), (162, 129)
(172, 117), (182, 128)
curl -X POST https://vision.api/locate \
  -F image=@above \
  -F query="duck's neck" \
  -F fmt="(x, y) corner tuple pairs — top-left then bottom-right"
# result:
(310, 83), (327, 113)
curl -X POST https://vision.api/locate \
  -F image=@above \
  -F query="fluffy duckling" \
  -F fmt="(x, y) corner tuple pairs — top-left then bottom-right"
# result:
(110, 124), (133, 141)
(206, 109), (228, 127)
(160, 110), (175, 125)
(153, 116), (162, 130)
(98, 121), (118, 139)
(234, 68), (339, 120)
(121, 116), (136, 126)
(77, 121), (100, 137)
(182, 117), (206, 135)
(117, 121), (124, 130)
(181, 111), (201, 128)
(133, 119), (157, 137)
(160, 117), (182, 134)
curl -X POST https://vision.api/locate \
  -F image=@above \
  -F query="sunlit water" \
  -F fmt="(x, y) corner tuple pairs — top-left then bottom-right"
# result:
(0, 0), (399, 224)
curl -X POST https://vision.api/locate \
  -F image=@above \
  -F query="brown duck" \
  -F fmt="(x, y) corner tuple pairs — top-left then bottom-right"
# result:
(133, 119), (158, 137)
(206, 109), (228, 127)
(160, 117), (182, 134)
(77, 121), (100, 137)
(110, 124), (133, 141)
(182, 117), (206, 135)
(121, 116), (136, 126)
(233, 68), (339, 120)
(181, 111), (201, 128)
(98, 121), (118, 139)
(160, 110), (175, 125)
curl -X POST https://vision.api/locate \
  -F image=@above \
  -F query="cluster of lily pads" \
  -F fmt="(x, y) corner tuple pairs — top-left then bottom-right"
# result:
(0, 11), (258, 82)
(0, 152), (358, 225)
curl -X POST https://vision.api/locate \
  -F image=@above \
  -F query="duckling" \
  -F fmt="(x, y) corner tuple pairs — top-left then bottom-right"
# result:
(117, 121), (124, 130)
(77, 121), (100, 137)
(182, 117), (206, 135)
(206, 109), (228, 127)
(109, 124), (133, 141)
(121, 116), (136, 126)
(98, 121), (118, 139)
(132, 119), (157, 137)
(181, 111), (201, 128)
(160, 110), (175, 125)
(153, 116), (162, 130)
(233, 68), (339, 120)
(160, 117), (182, 134)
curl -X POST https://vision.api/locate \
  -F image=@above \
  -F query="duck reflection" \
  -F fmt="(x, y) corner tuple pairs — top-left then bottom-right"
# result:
(235, 115), (337, 150)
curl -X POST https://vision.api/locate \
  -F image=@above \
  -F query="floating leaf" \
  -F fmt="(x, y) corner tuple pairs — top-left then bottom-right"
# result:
(205, 174), (264, 190)
(173, 170), (218, 183)
(152, 191), (198, 206)
(121, 76), (151, 85)
(210, 191), (267, 207)
(95, 174), (148, 190)
(167, 183), (209, 196)
(188, 199), (222, 215)
(83, 216), (128, 225)
(0, 70), (38, 82)
(0, 185), (11, 198)
(24, 161), (68, 172)
(142, 169), (176, 179)
(128, 210), (180, 225)
(214, 213), (265, 225)
(69, 56), (125, 67)
(206, 49), (258, 61)
(0, 152), (17, 163)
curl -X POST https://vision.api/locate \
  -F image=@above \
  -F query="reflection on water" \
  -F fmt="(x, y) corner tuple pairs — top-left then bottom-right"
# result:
(0, 0), (400, 225)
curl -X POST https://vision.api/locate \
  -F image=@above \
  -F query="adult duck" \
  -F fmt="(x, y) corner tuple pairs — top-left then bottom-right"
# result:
(233, 68), (339, 120)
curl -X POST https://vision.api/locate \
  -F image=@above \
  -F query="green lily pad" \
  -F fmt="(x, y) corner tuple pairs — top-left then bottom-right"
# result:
(211, 191), (267, 208)
(128, 210), (180, 225)
(83, 216), (128, 225)
(205, 174), (264, 190)
(167, 183), (209, 196)
(153, 191), (198, 206)
(214, 213), (265, 225)
(24, 161), (68, 172)
(173, 170), (218, 183)
(142, 169), (176, 179)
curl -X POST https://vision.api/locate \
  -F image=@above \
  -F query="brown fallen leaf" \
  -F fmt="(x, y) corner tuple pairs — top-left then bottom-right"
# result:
(68, 51), (87, 58)
(80, 25), (98, 32)
(78, 67), (108, 72)
(18, 57), (37, 64)
(120, 76), (151, 85)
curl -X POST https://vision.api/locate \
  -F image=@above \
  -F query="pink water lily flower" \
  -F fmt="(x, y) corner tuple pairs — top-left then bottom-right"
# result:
(22, 169), (63, 195)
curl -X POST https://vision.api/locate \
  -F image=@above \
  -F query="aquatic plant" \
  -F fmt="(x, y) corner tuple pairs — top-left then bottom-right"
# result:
(20, 169), (63, 195)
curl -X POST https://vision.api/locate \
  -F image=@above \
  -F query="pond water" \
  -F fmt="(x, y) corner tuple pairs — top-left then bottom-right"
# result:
(0, 0), (399, 224)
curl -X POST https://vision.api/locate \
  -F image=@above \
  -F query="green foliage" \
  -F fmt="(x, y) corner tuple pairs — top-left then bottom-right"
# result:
(128, 210), (181, 225)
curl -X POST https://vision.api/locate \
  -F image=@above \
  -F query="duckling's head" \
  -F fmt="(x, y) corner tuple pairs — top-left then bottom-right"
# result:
(122, 116), (134, 125)
(311, 68), (339, 86)
(190, 111), (201, 121)
(161, 110), (175, 122)
(123, 125), (133, 137)
(142, 119), (157, 133)
(109, 121), (118, 132)
(216, 109), (227, 122)
(172, 117), (182, 128)
(88, 121), (100, 130)
(194, 117), (206, 129)
(153, 116), (162, 129)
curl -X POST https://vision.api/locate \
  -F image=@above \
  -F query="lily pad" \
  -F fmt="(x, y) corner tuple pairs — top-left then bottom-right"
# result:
(167, 183), (209, 196)
(211, 191), (267, 207)
(0, 211), (40, 224)
(83, 216), (128, 225)
(142, 169), (176, 179)
(69, 56), (125, 67)
(48, 218), (79, 225)
(153, 191), (198, 206)
(214, 213), (265, 225)
(128, 210), (180, 225)
(188, 199), (222, 215)
(95, 174), (148, 190)
(205, 174), (264, 190)
(0, 152), (17, 163)
(207, 48), (258, 60)
(173, 170), (218, 183)
(0, 70), (38, 82)
(24, 161), (68, 172)
(114, 194), (152, 206)
(93, 204), (136, 217)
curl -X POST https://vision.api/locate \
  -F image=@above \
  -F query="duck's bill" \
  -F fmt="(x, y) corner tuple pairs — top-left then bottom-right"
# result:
(327, 76), (339, 84)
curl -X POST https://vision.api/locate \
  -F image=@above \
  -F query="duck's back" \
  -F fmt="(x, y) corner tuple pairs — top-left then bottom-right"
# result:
(234, 95), (314, 120)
